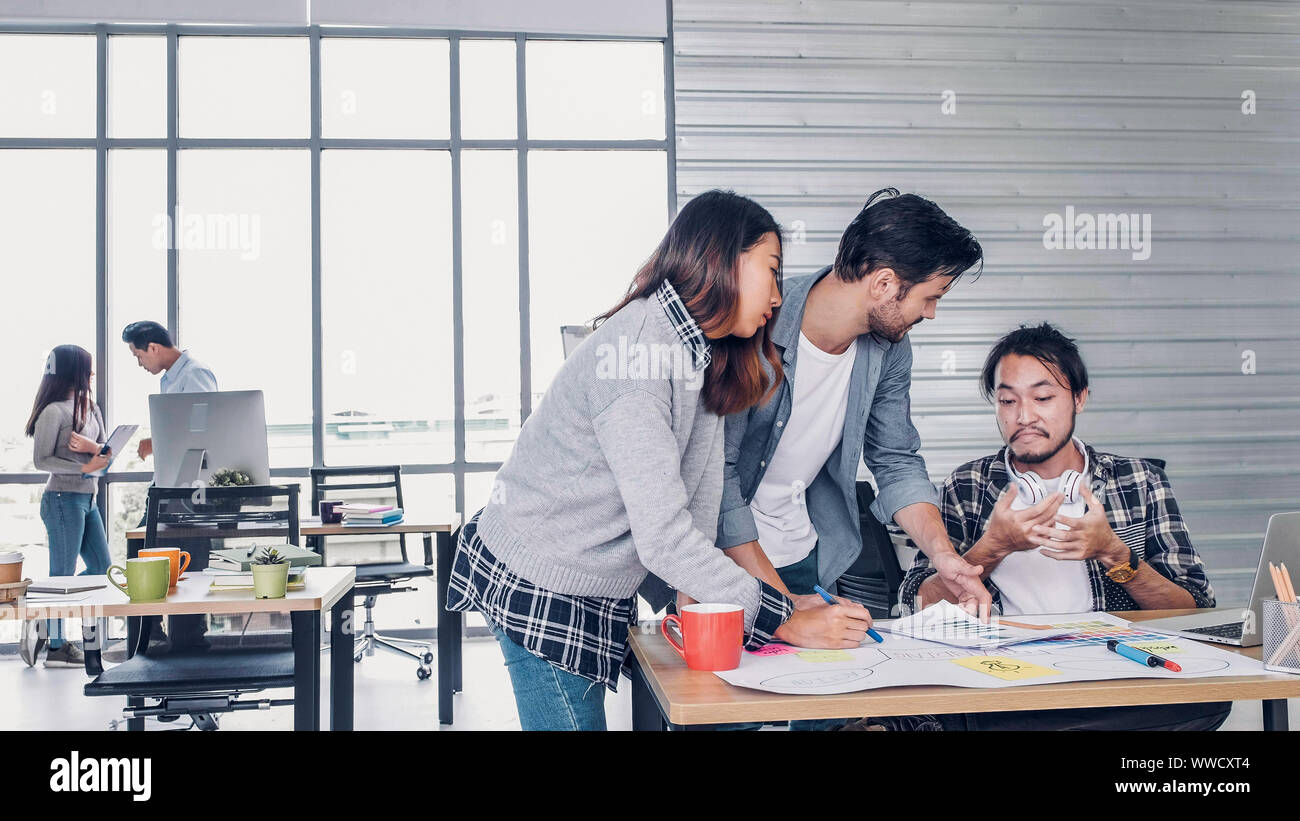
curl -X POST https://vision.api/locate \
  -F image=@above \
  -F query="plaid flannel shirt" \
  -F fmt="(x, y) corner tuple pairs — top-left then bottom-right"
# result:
(448, 514), (792, 691)
(898, 442), (1215, 614)
(446, 280), (791, 691)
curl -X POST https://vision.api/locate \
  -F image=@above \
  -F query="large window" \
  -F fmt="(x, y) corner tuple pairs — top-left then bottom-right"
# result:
(0, 26), (672, 564)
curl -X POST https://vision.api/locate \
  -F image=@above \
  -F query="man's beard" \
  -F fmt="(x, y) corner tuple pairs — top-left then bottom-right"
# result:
(1009, 413), (1077, 465)
(867, 296), (916, 343)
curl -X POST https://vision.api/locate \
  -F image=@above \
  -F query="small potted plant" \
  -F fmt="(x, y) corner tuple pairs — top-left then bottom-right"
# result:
(210, 468), (253, 488)
(251, 547), (291, 599)
(205, 468), (254, 518)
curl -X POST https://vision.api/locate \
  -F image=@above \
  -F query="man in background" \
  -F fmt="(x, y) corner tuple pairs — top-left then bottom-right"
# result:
(122, 321), (218, 459)
(122, 320), (218, 652)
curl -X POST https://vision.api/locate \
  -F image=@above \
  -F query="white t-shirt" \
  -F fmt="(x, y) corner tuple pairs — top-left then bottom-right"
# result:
(989, 472), (1093, 615)
(751, 333), (857, 568)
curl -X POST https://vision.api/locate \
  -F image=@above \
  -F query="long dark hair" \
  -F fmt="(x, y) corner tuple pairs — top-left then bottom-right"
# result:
(595, 190), (784, 416)
(25, 345), (93, 437)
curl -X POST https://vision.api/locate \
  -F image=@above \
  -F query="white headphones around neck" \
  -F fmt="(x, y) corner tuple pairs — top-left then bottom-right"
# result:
(1005, 436), (1089, 506)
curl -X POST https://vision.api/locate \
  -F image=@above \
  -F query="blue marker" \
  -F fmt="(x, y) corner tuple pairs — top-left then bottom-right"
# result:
(1106, 639), (1181, 672)
(813, 584), (883, 643)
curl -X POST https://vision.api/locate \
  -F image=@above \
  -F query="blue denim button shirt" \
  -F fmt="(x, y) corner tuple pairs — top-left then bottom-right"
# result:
(717, 266), (940, 587)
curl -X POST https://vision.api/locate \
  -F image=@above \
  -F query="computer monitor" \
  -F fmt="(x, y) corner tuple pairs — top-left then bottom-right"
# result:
(560, 325), (592, 360)
(149, 390), (270, 488)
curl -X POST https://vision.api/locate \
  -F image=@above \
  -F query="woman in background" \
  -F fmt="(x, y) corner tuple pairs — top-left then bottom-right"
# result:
(23, 344), (112, 668)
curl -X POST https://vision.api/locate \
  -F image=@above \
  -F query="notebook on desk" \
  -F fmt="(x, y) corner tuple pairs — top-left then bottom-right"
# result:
(28, 577), (107, 595)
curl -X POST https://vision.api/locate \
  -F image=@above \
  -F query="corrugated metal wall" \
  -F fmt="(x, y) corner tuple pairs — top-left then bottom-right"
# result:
(673, 0), (1300, 606)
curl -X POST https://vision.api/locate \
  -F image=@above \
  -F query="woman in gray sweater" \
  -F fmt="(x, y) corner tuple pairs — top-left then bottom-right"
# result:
(447, 191), (874, 730)
(23, 344), (112, 668)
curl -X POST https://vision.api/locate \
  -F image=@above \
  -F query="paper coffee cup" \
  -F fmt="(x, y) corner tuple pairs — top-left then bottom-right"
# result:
(0, 551), (24, 585)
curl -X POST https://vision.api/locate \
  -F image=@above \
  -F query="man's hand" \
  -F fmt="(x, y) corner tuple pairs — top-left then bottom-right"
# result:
(930, 550), (992, 616)
(984, 487), (1066, 557)
(773, 600), (874, 649)
(1033, 485), (1129, 567)
(68, 431), (99, 453)
(138, 437), (153, 460)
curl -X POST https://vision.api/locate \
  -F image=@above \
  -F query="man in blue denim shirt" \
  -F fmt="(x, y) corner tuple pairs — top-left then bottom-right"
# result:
(686, 189), (991, 616)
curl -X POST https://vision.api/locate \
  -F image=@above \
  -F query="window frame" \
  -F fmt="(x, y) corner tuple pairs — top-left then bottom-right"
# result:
(0, 22), (677, 524)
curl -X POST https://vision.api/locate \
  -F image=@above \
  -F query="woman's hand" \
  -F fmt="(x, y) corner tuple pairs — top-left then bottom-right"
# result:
(773, 600), (873, 649)
(68, 431), (99, 453)
(80, 451), (110, 474)
(790, 592), (858, 611)
(790, 593), (825, 611)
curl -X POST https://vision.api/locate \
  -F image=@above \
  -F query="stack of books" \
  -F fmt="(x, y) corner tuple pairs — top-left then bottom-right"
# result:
(339, 503), (404, 527)
(209, 566), (308, 592)
(208, 544), (323, 571)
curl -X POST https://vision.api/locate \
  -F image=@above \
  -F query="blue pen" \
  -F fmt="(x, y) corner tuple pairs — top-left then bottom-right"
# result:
(813, 584), (883, 643)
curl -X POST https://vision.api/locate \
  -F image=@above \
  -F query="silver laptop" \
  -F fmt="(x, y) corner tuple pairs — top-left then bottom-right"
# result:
(1142, 511), (1300, 647)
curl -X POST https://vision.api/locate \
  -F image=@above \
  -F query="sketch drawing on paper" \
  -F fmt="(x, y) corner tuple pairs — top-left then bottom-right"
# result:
(714, 610), (1264, 696)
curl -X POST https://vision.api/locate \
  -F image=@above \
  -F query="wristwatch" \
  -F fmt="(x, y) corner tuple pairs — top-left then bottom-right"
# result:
(1105, 546), (1141, 584)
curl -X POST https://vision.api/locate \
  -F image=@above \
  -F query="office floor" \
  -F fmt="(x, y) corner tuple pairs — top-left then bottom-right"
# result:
(0, 636), (1294, 731)
(0, 635), (630, 731)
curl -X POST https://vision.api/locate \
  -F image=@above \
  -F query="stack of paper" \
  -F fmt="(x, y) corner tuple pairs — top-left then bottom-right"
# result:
(876, 601), (1080, 649)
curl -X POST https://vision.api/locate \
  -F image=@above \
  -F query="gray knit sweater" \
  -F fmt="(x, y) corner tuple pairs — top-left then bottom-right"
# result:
(32, 399), (105, 494)
(476, 295), (774, 633)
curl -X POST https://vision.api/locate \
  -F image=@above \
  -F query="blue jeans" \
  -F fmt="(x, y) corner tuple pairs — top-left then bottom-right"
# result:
(40, 491), (111, 648)
(774, 546), (821, 596)
(492, 626), (607, 731)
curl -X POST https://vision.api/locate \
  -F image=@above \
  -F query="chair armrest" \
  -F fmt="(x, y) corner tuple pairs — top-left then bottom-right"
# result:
(423, 533), (433, 567)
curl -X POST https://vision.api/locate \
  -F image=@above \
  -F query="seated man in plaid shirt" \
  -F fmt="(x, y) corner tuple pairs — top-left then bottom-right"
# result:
(845, 323), (1229, 731)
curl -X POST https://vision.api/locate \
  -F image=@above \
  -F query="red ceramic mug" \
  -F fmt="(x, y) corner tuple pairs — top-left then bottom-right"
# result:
(661, 603), (744, 671)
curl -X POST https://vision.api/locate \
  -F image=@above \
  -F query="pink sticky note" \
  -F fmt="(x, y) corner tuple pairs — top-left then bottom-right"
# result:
(747, 643), (800, 657)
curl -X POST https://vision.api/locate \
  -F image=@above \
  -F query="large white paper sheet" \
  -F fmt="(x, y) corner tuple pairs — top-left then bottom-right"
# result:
(714, 611), (1274, 695)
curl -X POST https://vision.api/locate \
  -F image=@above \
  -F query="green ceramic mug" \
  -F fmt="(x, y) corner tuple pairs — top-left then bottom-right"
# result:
(108, 556), (171, 603)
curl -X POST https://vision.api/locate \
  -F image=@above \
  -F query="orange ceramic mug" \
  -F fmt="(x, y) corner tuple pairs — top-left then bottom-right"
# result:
(661, 603), (744, 671)
(139, 547), (191, 588)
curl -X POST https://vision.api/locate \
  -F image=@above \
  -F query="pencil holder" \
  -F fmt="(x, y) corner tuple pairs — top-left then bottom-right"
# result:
(1262, 599), (1300, 675)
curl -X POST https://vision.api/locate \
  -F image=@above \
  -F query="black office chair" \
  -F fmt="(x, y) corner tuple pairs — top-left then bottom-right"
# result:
(834, 482), (907, 619)
(83, 484), (302, 731)
(309, 466), (435, 680)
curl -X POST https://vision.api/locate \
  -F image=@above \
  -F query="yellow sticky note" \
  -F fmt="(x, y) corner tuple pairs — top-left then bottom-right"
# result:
(797, 650), (853, 663)
(953, 656), (1062, 681)
(1128, 641), (1184, 655)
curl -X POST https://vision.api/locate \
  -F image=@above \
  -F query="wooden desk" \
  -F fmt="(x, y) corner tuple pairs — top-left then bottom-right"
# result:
(1, 566), (356, 731)
(626, 609), (1300, 731)
(127, 512), (465, 725)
